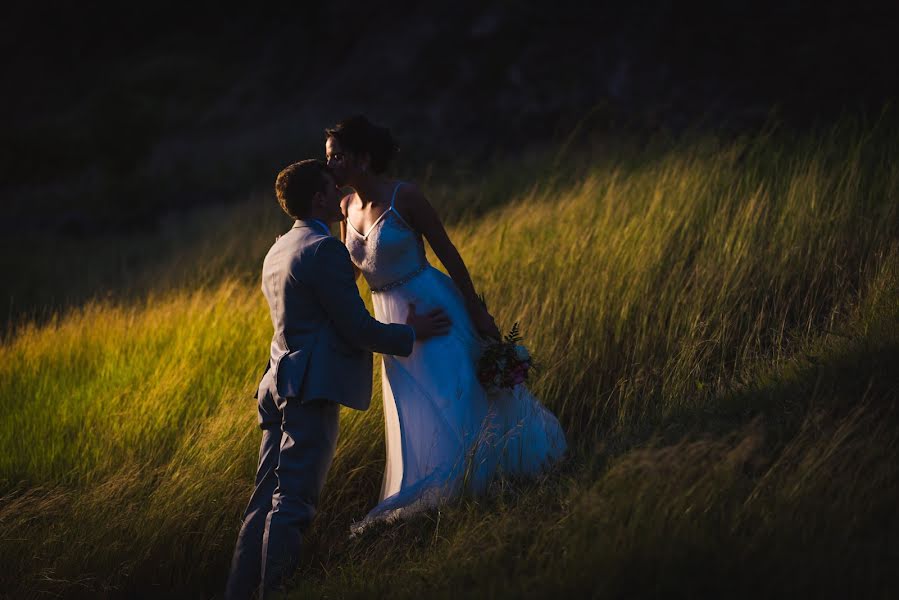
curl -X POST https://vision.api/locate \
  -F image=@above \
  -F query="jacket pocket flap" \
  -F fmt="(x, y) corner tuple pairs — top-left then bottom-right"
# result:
(276, 349), (309, 399)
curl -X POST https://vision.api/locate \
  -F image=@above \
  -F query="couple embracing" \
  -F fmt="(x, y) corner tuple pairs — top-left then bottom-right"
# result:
(226, 116), (567, 598)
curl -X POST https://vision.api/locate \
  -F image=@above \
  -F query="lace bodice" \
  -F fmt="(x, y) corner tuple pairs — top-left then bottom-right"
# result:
(345, 182), (429, 292)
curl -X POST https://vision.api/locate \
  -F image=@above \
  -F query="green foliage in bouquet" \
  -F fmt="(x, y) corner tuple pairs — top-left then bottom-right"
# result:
(476, 295), (533, 393)
(504, 321), (523, 345)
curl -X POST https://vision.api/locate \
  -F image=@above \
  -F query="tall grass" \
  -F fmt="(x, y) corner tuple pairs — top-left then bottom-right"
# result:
(1, 119), (897, 598)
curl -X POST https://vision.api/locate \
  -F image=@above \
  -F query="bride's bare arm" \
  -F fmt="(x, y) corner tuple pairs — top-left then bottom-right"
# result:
(398, 184), (500, 339)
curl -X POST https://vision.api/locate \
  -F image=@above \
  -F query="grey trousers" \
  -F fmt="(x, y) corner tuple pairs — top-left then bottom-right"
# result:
(225, 372), (340, 600)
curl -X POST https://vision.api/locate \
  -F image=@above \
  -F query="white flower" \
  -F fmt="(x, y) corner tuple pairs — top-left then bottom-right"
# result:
(514, 345), (530, 362)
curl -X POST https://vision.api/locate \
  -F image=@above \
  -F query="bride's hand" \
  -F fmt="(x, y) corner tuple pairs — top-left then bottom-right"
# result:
(469, 302), (500, 341)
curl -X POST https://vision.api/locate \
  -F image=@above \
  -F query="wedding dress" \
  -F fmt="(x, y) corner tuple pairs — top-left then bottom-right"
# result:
(345, 182), (566, 528)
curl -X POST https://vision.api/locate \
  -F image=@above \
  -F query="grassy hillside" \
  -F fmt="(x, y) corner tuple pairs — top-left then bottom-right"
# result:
(1, 119), (897, 598)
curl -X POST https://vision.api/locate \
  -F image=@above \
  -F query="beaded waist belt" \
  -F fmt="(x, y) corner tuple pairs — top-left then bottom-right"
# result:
(370, 264), (428, 293)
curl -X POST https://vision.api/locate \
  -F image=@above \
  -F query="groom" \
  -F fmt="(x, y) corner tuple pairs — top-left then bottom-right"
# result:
(225, 159), (451, 599)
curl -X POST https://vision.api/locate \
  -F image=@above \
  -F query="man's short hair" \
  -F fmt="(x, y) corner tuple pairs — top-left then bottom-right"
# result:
(275, 159), (331, 219)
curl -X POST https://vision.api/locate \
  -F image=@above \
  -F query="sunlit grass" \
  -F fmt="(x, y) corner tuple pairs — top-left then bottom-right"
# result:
(1, 118), (897, 598)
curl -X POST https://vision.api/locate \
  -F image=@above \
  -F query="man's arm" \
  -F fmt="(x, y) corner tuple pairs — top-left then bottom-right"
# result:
(308, 237), (414, 356)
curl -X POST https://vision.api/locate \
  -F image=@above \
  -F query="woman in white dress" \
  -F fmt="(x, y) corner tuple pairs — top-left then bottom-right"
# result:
(325, 116), (566, 527)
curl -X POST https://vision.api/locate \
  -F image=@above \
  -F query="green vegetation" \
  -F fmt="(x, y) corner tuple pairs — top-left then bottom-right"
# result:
(1, 119), (897, 598)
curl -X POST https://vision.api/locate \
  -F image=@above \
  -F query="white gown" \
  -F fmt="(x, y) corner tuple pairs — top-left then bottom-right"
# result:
(345, 182), (566, 527)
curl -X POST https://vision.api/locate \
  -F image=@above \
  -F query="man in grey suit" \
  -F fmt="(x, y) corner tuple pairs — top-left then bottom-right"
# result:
(225, 159), (450, 599)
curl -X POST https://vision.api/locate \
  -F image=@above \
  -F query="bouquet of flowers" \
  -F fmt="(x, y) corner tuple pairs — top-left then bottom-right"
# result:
(477, 321), (533, 394)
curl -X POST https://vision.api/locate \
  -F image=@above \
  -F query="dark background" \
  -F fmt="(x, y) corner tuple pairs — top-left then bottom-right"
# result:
(1, 0), (898, 237)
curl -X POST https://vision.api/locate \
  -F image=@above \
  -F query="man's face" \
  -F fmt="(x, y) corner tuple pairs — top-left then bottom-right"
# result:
(318, 171), (343, 223)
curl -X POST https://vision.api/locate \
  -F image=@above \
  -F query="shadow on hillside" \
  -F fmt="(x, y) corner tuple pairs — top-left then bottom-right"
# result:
(636, 322), (899, 451)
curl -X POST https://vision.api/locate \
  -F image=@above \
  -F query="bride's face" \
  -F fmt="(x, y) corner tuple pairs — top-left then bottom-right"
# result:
(326, 136), (364, 186)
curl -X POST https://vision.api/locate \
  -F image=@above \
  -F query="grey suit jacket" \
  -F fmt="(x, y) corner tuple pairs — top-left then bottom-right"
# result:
(258, 219), (414, 410)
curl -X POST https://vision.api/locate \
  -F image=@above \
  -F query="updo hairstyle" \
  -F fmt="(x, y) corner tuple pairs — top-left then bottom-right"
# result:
(325, 115), (399, 174)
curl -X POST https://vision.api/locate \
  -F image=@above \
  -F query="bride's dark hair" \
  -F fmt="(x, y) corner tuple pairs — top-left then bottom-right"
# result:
(325, 115), (399, 174)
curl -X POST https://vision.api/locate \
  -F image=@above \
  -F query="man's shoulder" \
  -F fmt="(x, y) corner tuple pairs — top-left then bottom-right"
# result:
(264, 227), (324, 273)
(271, 230), (347, 279)
(270, 226), (332, 253)
(310, 234), (346, 257)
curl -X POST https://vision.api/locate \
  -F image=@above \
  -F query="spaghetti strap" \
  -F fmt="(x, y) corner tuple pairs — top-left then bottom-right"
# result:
(389, 181), (416, 231)
(389, 181), (405, 209)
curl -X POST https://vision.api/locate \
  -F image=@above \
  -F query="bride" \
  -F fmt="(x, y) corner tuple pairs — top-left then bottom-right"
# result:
(325, 116), (566, 527)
